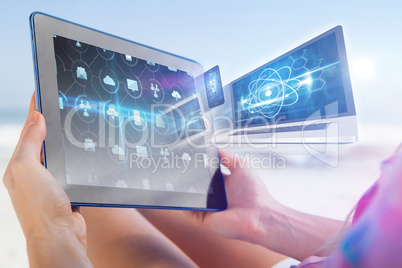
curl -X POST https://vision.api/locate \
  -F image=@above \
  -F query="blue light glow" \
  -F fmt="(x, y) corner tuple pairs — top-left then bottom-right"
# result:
(232, 32), (348, 127)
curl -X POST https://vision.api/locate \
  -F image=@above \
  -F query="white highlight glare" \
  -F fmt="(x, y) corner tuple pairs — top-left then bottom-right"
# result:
(353, 58), (374, 79)
(301, 77), (312, 85)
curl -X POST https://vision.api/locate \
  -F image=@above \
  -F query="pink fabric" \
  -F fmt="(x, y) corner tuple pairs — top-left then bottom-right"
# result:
(294, 153), (402, 268)
(351, 180), (379, 225)
(294, 180), (379, 268)
(293, 256), (327, 268)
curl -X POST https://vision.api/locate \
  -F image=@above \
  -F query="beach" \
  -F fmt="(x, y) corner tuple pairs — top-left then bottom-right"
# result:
(0, 159), (29, 267)
(0, 123), (400, 267)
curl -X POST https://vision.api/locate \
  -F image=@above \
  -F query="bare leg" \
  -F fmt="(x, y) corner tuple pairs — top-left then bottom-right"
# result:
(139, 209), (287, 267)
(81, 207), (197, 267)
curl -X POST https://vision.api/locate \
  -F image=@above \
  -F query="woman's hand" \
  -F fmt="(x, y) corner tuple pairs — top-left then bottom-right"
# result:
(3, 94), (91, 267)
(189, 150), (343, 261)
(189, 150), (282, 243)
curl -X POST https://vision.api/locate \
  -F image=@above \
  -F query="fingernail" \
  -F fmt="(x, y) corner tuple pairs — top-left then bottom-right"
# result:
(29, 112), (39, 126)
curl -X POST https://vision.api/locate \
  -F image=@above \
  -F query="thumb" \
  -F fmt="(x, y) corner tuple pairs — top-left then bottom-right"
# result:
(17, 111), (47, 163)
(218, 149), (242, 171)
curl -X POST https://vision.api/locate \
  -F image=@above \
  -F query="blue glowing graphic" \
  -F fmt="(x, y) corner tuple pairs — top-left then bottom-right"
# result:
(244, 66), (302, 119)
(53, 35), (209, 192)
(103, 75), (116, 86)
(204, 65), (224, 108)
(243, 57), (330, 119)
(232, 32), (348, 127)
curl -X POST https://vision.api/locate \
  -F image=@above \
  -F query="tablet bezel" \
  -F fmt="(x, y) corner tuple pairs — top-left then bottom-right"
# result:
(30, 12), (227, 211)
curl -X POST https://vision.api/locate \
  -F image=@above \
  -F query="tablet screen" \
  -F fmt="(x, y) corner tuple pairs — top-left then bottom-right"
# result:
(54, 35), (213, 195)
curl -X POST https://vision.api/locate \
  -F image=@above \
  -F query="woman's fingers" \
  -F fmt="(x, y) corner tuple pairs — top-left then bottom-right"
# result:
(3, 94), (40, 187)
(3, 111), (46, 190)
(9, 93), (37, 162)
(218, 149), (240, 171)
(15, 111), (46, 163)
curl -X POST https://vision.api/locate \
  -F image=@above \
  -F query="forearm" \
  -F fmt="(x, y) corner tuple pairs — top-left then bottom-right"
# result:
(27, 228), (92, 268)
(252, 203), (343, 261)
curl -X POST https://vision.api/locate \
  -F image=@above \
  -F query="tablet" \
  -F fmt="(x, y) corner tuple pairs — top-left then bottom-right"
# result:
(204, 65), (224, 108)
(30, 12), (227, 211)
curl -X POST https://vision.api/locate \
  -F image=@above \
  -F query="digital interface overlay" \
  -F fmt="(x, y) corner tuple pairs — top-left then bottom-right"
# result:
(204, 65), (224, 108)
(232, 32), (348, 128)
(53, 35), (213, 194)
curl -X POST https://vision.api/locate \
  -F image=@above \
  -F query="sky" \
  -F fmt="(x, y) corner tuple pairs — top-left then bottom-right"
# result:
(0, 0), (401, 126)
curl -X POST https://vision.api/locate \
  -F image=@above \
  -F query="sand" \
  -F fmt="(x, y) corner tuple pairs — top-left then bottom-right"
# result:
(0, 126), (399, 267)
(0, 158), (29, 267)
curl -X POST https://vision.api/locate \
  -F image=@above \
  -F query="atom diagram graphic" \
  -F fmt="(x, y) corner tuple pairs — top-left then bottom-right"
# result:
(244, 66), (302, 119)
